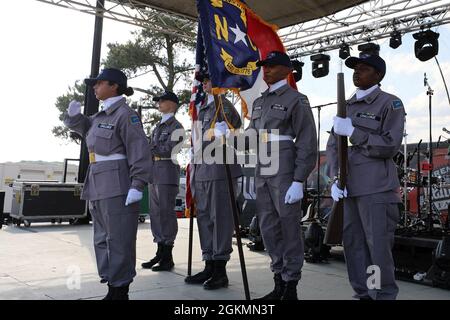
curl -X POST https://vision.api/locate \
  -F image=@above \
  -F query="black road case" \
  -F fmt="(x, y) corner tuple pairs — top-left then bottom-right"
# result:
(10, 181), (87, 227)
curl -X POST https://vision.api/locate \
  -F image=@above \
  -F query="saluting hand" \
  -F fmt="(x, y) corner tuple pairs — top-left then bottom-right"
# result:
(68, 100), (81, 117)
(125, 188), (143, 206)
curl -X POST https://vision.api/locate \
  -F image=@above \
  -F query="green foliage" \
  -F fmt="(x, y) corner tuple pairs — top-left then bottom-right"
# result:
(53, 19), (196, 141)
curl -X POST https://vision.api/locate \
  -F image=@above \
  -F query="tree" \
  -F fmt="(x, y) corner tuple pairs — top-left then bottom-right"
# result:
(53, 18), (196, 140)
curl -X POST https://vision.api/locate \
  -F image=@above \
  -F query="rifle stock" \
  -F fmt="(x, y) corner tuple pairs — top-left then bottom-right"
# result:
(324, 72), (347, 245)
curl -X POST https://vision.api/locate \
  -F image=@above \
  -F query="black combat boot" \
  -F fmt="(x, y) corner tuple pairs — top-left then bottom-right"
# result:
(281, 280), (299, 300)
(203, 260), (228, 290)
(152, 244), (175, 271)
(102, 284), (114, 300)
(111, 284), (129, 300)
(142, 243), (163, 269)
(254, 273), (285, 300)
(185, 260), (214, 284)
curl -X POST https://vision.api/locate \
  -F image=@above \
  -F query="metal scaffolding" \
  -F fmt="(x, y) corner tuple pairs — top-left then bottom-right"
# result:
(35, 0), (450, 57)
(35, 0), (197, 39)
(280, 0), (450, 58)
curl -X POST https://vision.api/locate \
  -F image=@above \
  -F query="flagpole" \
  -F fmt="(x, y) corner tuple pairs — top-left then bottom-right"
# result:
(213, 94), (251, 301)
(187, 198), (194, 276)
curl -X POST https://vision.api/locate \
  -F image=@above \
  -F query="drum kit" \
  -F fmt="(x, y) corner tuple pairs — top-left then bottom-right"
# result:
(394, 147), (450, 236)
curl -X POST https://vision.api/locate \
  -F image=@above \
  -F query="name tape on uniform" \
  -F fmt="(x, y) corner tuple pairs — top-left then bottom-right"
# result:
(271, 104), (287, 111)
(356, 112), (381, 121)
(98, 123), (115, 130)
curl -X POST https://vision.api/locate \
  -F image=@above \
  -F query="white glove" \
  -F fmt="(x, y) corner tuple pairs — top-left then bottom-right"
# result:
(214, 121), (228, 138)
(331, 182), (348, 202)
(284, 181), (303, 204)
(125, 188), (143, 206)
(333, 116), (355, 137)
(68, 100), (81, 117)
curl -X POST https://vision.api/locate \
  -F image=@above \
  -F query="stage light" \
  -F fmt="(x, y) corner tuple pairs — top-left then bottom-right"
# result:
(339, 44), (350, 60)
(413, 30), (439, 62)
(291, 60), (304, 82)
(357, 43), (380, 56)
(310, 54), (330, 78)
(389, 31), (402, 49)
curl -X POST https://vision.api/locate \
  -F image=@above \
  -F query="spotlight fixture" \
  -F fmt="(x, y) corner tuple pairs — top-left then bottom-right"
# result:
(357, 43), (380, 56)
(389, 31), (402, 49)
(291, 60), (304, 82)
(310, 54), (330, 78)
(413, 30), (439, 62)
(339, 43), (350, 60)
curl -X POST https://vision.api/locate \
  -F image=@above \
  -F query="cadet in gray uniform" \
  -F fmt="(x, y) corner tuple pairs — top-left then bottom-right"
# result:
(184, 73), (243, 290)
(142, 91), (185, 272)
(250, 51), (317, 300)
(64, 68), (151, 300)
(326, 54), (405, 300)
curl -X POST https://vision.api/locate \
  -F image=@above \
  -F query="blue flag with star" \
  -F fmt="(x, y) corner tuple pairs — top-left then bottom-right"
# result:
(196, 0), (260, 91)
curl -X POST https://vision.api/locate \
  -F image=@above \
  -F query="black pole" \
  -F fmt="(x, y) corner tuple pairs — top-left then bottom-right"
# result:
(427, 84), (434, 231)
(417, 142), (421, 219)
(63, 158), (80, 183)
(78, 0), (104, 183)
(311, 102), (335, 218)
(214, 94), (250, 300)
(63, 159), (68, 183)
(316, 106), (321, 213)
(187, 192), (194, 276)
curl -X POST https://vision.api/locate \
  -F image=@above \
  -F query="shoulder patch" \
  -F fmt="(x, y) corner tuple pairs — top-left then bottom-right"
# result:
(253, 105), (262, 111)
(300, 96), (310, 107)
(130, 115), (140, 124)
(392, 99), (404, 110)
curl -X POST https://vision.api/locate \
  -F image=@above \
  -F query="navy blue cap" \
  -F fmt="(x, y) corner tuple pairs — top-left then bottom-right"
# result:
(153, 91), (179, 104)
(257, 51), (292, 68)
(84, 68), (128, 87)
(345, 54), (386, 78)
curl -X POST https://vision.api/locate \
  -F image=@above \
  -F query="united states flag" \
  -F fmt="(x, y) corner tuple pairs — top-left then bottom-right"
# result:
(185, 24), (207, 217)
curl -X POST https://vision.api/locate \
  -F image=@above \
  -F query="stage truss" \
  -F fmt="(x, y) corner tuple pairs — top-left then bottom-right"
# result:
(281, 0), (450, 58)
(35, 0), (450, 57)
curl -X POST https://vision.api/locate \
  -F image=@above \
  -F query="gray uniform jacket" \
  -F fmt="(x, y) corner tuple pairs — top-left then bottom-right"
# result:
(150, 116), (185, 185)
(194, 96), (243, 181)
(64, 97), (151, 201)
(249, 84), (317, 182)
(326, 86), (406, 197)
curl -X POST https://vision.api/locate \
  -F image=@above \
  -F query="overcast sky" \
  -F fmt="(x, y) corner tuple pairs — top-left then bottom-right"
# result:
(0, 0), (449, 163)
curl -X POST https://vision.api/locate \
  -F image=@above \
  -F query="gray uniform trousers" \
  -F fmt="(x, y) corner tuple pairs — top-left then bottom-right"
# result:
(195, 179), (238, 261)
(255, 173), (304, 282)
(343, 191), (400, 300)
(89, 195), (139, 287)
(149, 184), (179, 245)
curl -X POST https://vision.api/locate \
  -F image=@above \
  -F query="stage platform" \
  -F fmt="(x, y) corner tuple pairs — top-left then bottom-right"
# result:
(0, 218), (449, 300)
